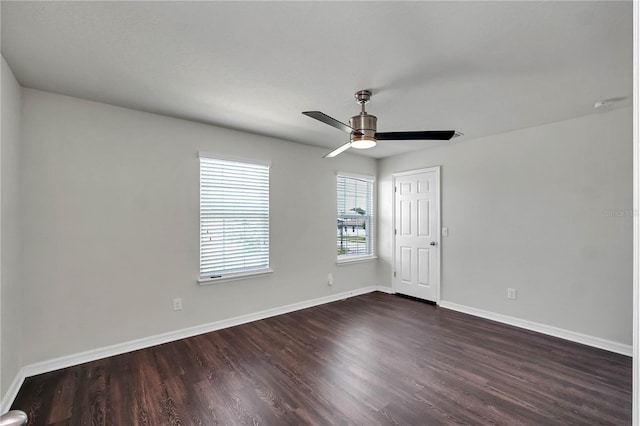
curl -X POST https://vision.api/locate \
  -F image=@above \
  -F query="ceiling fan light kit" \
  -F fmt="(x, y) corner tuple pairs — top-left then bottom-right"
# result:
(303, 89), (460, 158)
(350, 138), (377, 149)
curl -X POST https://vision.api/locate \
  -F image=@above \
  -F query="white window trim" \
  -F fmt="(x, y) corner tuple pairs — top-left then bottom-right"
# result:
(198, 151), (271, 167)
(336, 171), (375, 181)
(336, 172), (376, 262)
(198, 268), (274, 285)
(336, 255), (378, 265)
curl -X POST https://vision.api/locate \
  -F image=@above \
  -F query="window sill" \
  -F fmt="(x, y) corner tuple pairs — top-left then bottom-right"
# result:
(336, 256), (378, 265)
(198, 268), (273, 285)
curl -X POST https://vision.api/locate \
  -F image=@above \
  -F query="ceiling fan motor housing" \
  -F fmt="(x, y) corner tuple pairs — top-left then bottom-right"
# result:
(349, 113), (377, 148)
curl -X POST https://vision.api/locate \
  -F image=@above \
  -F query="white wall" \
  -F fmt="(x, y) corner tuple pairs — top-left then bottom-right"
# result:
(1, 57), (23, 396)
(378, 107), (633, 346)
(20, 88), (381, 365)
(10, 85), (633, 389)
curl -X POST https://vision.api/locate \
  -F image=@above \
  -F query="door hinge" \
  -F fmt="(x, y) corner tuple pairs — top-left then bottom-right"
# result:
(394, 186), (397, 193)
(393, 271), (396, 277)
(394, 229), (397, 235)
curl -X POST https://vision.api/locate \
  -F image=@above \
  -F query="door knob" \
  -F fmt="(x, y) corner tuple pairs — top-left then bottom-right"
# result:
(430, 241), (437, 246)
(0, 410), (28, 426)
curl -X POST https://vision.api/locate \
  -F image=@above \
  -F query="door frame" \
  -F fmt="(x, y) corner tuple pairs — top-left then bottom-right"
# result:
(391, 166), (442, 304)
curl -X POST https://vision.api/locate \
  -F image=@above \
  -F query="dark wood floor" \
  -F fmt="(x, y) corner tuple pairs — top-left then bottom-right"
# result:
(12, 292), (631, 425)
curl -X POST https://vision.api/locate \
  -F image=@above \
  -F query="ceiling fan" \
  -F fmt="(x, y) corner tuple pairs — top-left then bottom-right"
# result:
(303, 90), (462, 158)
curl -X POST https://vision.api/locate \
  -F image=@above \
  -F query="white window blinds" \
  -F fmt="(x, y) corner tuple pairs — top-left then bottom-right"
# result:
(337, 174), (375, 260)
(199, 154), (270, 279)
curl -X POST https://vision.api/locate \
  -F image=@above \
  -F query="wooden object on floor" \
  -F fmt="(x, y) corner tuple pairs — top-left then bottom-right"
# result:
(11, 292), (631, 425)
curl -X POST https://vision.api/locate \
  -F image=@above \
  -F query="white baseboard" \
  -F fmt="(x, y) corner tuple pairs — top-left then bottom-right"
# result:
(1, 285), (392, 412)
(0, 372), (26, 414)
(4, 289), (626, 411)
(439, 301), (632, 356)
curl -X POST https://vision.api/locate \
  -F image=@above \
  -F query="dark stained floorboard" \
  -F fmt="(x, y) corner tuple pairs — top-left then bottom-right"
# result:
(11, 292), (632, 425)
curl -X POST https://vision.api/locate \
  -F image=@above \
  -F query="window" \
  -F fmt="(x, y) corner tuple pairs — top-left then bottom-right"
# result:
(336, 173), (375, 261)
(199, 154), (270, 282)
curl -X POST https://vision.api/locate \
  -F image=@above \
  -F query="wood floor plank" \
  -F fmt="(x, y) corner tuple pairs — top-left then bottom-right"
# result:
(11, 292), (632, 425)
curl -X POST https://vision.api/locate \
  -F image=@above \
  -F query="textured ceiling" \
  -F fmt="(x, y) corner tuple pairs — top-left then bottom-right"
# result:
(1, 1), (633, 158)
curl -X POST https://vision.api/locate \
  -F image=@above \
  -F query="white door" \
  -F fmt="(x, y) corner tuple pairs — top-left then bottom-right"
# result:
(393, 167), (440, 302)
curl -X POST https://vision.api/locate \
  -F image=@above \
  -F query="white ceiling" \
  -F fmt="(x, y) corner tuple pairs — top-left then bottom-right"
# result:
(1, 1), (633, 159)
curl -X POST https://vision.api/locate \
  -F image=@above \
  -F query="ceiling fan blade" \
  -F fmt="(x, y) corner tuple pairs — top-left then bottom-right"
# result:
(324, 142), (352, 158)
(375, 130), (457, 141)
(302, 111), (354, 134)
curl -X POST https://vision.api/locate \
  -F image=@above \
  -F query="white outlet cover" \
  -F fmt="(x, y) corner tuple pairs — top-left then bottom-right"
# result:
(173, 298), (183, 310)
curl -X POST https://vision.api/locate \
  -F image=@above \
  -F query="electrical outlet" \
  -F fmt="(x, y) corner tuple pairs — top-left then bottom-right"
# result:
(507, 288), (517, 300)
(173, 298), (183, 311)
(327, 273), (333, 286)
